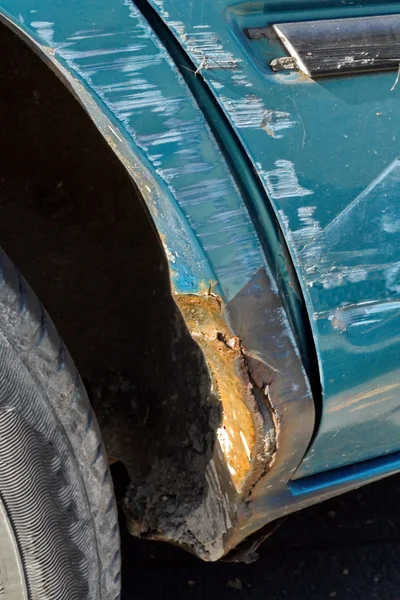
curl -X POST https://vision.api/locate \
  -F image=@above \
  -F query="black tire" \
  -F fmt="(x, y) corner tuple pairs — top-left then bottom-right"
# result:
(0, 249), (121, 600)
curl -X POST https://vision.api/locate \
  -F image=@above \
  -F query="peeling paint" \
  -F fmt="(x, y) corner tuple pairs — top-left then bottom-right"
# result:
(261, 109), (295, 138)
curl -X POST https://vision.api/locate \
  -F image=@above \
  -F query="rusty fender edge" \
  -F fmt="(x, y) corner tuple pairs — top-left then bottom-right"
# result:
(0, 6), (315, 561)
(121, 289), (279, 563)
(176, 292), (276, 496)
(132, 272), (315, 561)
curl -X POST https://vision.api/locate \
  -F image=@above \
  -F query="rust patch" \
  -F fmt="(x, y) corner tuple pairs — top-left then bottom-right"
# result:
(175, 292), (256, 492)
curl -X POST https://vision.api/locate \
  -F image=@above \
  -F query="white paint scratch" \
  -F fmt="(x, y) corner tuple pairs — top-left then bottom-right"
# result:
(385, 262), (400, 294)
(262, 160), (313, 200)
(292, 206), (322, 245)
(185, 30), (240, 70)
(220, 96), (295, 137)
(391, 63), (400, 91)
(231, 73), (253, 88)
(210, 79), (225, 90)
(327, 300), (400, 331)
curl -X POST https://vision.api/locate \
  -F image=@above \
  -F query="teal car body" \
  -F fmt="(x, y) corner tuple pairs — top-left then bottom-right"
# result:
(2, 0), (400, 557)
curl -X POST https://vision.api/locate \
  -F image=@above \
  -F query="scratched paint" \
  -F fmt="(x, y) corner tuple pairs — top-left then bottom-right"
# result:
(262, 160), (313, 200)
(0, 2), (314, 528)
(385, 263), (400, 294)
(219, 95), (295, 138)
(136, 0), (400, 478)
(0, 0), (317, 554)
(325, 301), (400, 332)
(138, 3), (303, 149)
(15, 0), (274, 302)
(301, 159), (400, 294)
(182, 28), (240, 70)
(231, 72), (253, 87)
(146, 0), (400, 480)
(292, 206), (322, 246)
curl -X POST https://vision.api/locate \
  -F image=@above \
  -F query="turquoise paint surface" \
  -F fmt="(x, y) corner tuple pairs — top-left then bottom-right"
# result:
(0, 0), (270, 302)
(144, 0), (400, 476)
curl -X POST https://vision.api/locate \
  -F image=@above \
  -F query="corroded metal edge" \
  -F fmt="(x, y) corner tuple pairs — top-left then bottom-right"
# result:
(175, 292), (273, 494)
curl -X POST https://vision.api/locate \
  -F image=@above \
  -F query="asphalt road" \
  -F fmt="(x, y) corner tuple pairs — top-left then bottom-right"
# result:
(120, 473), (400, 600)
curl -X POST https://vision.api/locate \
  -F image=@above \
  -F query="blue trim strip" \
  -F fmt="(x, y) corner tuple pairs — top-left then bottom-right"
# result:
(290, 450), (400, 496)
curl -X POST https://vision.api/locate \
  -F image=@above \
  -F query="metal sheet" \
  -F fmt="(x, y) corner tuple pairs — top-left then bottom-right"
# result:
(273, 14), (400, 77)
(141, 0), (400, 480)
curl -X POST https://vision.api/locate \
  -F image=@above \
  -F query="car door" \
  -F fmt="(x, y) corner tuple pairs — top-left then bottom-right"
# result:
(148, 0), (400, 478)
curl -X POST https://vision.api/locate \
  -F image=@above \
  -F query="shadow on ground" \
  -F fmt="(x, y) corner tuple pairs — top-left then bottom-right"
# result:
(121, 473), (400, 600)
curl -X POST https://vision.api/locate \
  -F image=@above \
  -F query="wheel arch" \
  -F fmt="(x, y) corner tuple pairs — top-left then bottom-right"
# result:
(0, 2), (315, 560)
(0, 10), (214, 297)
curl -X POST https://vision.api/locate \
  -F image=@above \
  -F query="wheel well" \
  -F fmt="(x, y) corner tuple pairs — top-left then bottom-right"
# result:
(0, 21), (165, 388)
(0, 21), (226, 559)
